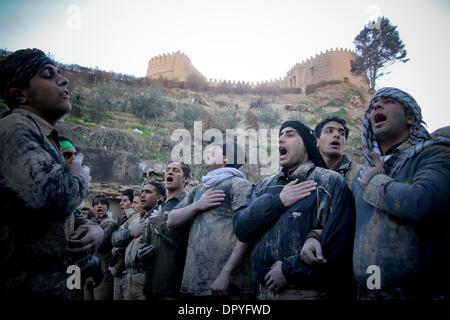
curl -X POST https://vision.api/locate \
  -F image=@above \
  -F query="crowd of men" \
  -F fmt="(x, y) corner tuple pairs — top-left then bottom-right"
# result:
(0, 48), (449, 300)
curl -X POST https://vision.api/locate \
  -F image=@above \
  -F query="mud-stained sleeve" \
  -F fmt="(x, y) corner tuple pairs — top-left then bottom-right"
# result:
(230, 178), (252, 212)
(363, 146), (450, 224)
(233, 181), (286, 243)
(112, 219), (131, 248)
(0, 125), (87, 217)
(282, 176), (355, 285)
(99, 220), (117, 252)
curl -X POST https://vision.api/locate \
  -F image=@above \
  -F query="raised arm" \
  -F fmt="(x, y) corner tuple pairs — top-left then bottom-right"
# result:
(362, 145), (450, 224)
(0, 124), (88, 217)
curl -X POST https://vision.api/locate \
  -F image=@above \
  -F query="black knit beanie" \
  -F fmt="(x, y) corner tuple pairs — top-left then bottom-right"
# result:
(279, 120), (328, 168)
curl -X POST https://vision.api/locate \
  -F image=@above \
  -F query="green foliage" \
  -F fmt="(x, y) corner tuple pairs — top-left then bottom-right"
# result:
(129, 89), (166, 122)
(214, 100), (228, 108)
(216, 108), (240, 130)
(325, 98), (345, 108)
(249, 98), (268, 109)
(330, 107), (350, 122)
(258, 105), (280, 127)
(244, 110), (259, 129)
(175, 103), (202, 129)
(0, 98), (8, 111)
(352, 16), (409, 90)
(144, 151), (170, 161)
(68, 102), (109, 124)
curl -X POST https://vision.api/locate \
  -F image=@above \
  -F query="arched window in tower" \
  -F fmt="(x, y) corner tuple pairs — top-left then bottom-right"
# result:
(310, 67), (314, 77)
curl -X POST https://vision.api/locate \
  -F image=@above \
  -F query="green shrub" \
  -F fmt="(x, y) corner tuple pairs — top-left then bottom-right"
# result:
(249, 98), (268, 109)
(175, 103), (202, 129)
(0, 98), (8, 112)
(130, 89), (166, 122)
(259, 106), (280, 127)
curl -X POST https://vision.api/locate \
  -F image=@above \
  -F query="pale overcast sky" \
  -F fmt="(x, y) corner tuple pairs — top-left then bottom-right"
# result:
(0, 0), (449, 131)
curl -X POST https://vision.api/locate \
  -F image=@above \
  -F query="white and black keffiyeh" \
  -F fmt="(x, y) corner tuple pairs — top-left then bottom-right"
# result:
(362, 87), (450, 176)
(202, 167), (246, 188)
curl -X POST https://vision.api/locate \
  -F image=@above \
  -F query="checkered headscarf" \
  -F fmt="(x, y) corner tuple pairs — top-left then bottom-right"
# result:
(362, 87), (449, 176)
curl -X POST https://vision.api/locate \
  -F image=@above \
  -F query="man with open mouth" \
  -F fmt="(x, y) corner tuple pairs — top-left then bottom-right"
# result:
(0, 48), (101, 299)
(315, 116), (361, 190)
(353, 87), (450, 300)
(139, 161), (190, 300)
(234, 120), (355, 300)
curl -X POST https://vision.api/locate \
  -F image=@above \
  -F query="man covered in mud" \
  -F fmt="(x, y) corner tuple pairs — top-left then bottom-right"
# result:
(234, 120), (355, 300)
(167, 143), (254, 299)
(353, 87), (450, 300)
(0, 48), (102, 299)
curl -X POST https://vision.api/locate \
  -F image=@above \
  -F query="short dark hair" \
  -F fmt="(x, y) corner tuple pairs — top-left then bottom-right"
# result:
(314, 116), (349, 139)
(92, 196), (110, 209)
(180, 162), (191, 180)
(122, 188), (135, 203)
(145, 181), (166, 198)
(80, 207), (95, 219)
(222, 142), (246, 169)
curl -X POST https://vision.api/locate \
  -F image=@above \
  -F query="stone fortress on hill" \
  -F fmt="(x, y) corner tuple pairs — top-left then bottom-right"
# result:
(146, 48), (368, 92)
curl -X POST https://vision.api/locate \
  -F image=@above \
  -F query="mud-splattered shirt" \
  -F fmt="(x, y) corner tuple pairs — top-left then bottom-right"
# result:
(234, 161), (355, 293)
(142, 192), (188, 298)
(352, 141), (450, 298)
(334, 154), (362, 191)
(0, 108), (88, 298)
(175, 177), (253, 296)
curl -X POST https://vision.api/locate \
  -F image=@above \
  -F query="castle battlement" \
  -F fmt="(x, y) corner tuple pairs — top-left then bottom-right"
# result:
(146, 48), (368, 91)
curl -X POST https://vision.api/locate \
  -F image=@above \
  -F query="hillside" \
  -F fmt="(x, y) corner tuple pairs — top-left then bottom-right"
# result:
(0, 65), (371, 185)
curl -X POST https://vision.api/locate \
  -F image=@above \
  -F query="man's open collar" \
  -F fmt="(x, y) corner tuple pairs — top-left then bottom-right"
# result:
(13, 108), (55, 136)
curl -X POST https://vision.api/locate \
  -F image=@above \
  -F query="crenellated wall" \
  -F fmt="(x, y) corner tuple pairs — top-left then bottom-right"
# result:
(146, 51), (205, 81)
(284, 48), (368, 91)
(146, 48), (368, 90)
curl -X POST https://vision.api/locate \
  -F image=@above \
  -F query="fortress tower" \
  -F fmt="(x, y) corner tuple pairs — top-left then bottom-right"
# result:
(284, 48), (368, 91)
(146, 48), (368, 91)
(146, 51), (205, 82)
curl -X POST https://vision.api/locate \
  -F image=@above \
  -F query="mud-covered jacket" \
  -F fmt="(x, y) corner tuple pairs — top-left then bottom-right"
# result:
(352, 141), (450, 298)
(0, 109), (88, 298)
(142, 192), (187, 298)
(334, 155), (361, 191)
(175, 176), (254, 296)
(234, 161), (355, 293)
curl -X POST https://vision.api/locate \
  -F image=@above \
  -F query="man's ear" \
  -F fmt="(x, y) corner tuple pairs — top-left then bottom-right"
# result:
(9, 88), (28, 105)
(406, 115), (414, 126)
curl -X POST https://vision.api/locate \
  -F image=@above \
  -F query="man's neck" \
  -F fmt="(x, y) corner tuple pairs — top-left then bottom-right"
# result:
(379, 135), (409, 155)
(285, 160), (306, 174)
(322, 154), (343, 170)
(19, 105), (60, 126)
(166, 188), (184, 201)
